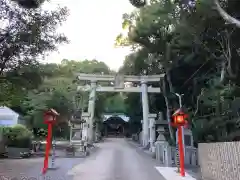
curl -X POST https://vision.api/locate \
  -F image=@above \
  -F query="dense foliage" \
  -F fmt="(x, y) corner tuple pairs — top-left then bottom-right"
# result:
(11, 60), (113, 138)
(0, 0), (68, 106)
(4, 0), (240, 144)
(0, 0), (122, 139)
(1, 125), (33, 148)
(117, 0), (240, 143)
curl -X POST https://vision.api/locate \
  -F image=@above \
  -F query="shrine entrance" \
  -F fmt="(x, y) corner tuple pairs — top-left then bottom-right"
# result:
(76, 73), (163, 145)
(103, 114), (129, 137)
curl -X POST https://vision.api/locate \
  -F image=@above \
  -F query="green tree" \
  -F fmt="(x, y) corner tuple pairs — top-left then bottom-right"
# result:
(18, 60), (112, 137)
(117, 0), (240, 143)
(0, 0), (69, 106)
(104, 93), (127, 113)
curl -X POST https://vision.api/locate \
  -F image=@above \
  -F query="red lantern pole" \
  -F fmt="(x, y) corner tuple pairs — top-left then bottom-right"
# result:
(42, 123), (53, 174)
(178, 126), (185, 177)
(42, 109), (59, 175)
(172, 108), (188, 177)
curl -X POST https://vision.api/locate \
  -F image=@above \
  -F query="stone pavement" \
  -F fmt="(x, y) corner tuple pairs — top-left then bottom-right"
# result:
(0, 138), (196, 180)
(67, 138), (166, 180)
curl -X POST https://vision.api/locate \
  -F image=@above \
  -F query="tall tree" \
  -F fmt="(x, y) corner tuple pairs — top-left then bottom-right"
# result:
(0, 0), (68, 74)
(0, 0), (69, 106)
(117, 0), (240, 143)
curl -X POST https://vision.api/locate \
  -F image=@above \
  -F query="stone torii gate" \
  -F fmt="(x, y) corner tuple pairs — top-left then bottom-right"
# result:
(76, 73), (164, 146)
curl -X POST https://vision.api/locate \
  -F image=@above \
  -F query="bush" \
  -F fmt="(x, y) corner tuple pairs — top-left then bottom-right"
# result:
(0, 126), (11, 136)
(4, 125), (33, 148)
(0, 126), (11, 142)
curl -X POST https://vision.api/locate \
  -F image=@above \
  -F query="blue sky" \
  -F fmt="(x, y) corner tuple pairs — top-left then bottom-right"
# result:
(43, 0), (135, 70)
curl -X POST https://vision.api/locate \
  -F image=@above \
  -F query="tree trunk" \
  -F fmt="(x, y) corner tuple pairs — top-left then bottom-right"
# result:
(162, 42), (175, 143)
(163, 78), (175, 143)
(165, 43), (174, 93)
(214, 0), (240, 28)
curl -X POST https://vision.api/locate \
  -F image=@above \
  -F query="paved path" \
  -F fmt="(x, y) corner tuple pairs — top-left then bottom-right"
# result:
(0, 138), (166, 180)
(67, 138), (166, 180)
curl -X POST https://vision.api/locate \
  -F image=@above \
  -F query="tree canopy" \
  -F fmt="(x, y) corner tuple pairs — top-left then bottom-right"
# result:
(116, 0), (240, 143)
(6, 59), (113, 138)
(3, 0), (240, 143)
(0, 0), (69, 107)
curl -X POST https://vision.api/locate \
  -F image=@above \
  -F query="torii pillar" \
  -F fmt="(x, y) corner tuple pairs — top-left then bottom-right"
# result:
(87, 80), (97, 143)
(141, 80), (149, 147)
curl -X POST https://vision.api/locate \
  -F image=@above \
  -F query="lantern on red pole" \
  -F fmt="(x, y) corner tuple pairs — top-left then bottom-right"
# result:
(42, 109), (59, 174)
(171, 108), (188, 177)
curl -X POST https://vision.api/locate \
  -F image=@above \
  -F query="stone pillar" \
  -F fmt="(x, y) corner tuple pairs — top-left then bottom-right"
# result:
(149, 114), (157, 152)
(81, 113), (90, 141)
(141, 80), (149, 147)
(163, 143), (172, 166)
(69, 125), (72, 144)
(87, 80), (97, 143)
(176, 127), (193, 157)
(82, 123), (88, 141)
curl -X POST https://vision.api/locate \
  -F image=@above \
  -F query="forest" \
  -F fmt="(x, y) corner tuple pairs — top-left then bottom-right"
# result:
(2, 0), (240, 144)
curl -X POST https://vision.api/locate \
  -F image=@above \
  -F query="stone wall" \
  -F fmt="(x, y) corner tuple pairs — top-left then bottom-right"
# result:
(198, 142), (240, 180)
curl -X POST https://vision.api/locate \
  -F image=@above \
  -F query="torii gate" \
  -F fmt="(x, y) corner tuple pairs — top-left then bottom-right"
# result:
(76, 73), (164, 146)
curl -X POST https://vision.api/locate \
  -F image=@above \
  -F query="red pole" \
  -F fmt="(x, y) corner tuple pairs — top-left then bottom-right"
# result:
(178, 126), (185, 177)
(42, 123), (52, 174)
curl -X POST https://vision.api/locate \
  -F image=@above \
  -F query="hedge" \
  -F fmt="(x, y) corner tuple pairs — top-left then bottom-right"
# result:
(0, 125), (33, 148)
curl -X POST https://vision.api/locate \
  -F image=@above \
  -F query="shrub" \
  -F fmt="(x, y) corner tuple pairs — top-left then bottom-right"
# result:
(5, 125), (33, 148)
(0, 126), (11, 136)
(0, 126), (11, 142)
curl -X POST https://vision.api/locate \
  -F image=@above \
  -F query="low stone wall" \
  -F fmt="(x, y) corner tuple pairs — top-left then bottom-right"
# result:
(155, 141), (198, 167)
(198, 142), (240, 180)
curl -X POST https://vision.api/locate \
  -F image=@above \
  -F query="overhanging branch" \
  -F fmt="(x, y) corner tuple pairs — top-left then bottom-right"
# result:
(214, 0), (240, 28)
